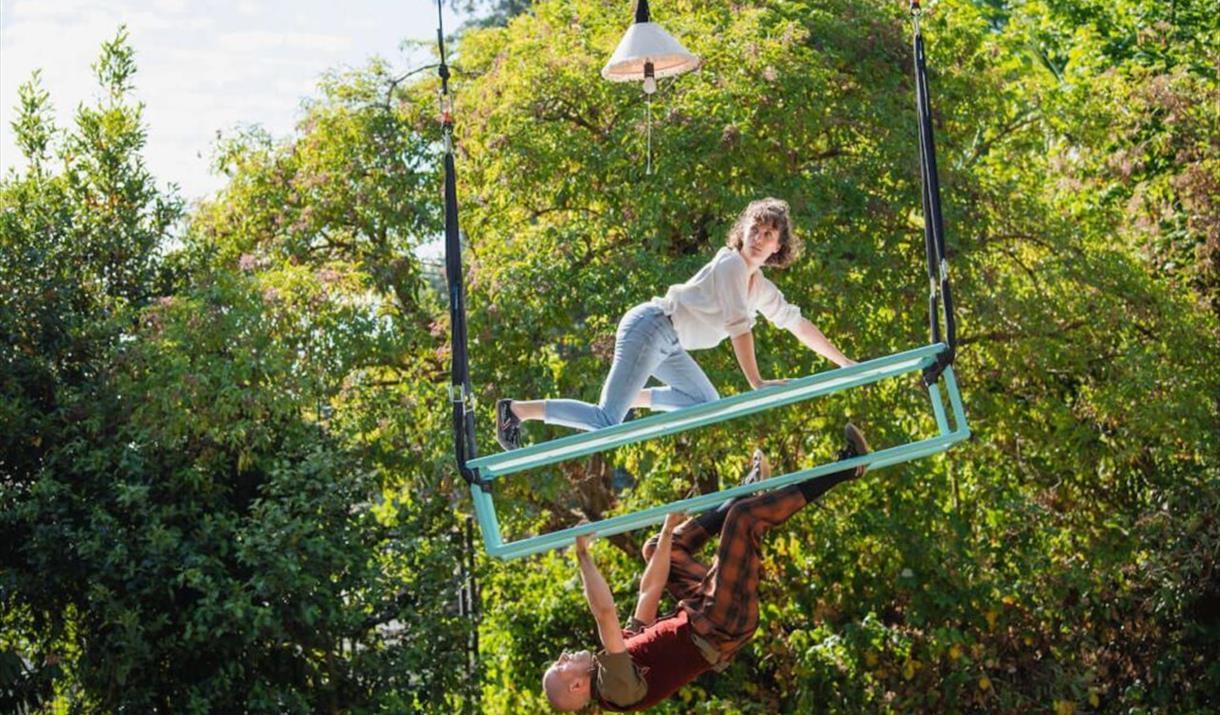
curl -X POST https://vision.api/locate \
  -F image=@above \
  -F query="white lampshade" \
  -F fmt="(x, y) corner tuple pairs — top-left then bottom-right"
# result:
(602, 1), (700, 87)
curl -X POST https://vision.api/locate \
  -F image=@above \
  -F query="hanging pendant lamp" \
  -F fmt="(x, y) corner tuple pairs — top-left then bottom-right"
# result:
(602, 0), (700, 94)
(602, 0), (699, 174)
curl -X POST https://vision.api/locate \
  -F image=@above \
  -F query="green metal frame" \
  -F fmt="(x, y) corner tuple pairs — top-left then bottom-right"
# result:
(469, 343), (969, 560)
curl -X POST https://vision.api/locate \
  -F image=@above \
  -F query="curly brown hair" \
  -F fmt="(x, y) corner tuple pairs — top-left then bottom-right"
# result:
(725, 197), (802, 269)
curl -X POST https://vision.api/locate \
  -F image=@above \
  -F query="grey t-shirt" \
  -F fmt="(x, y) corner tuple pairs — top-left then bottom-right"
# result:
(593, 650), (647, 707)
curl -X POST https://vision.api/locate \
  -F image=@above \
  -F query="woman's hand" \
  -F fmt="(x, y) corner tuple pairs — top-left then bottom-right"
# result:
(574, 533), (594, 553)
(753, 378), (790, 389)
(661, 511), (687, 534)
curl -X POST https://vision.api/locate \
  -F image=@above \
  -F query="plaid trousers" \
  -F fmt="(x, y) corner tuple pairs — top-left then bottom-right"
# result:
(642, 483), (818, 658)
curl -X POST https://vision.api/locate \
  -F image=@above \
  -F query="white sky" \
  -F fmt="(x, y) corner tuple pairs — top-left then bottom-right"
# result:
(0, 0), (463, 201)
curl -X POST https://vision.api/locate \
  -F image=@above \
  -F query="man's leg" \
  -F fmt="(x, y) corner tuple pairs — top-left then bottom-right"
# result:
(642, 449), (770, 601)
(686, 424), (870, 656)
(688, 448), (769, 537)
(641, 464), (747, 575)
(793, 422), (871, 503)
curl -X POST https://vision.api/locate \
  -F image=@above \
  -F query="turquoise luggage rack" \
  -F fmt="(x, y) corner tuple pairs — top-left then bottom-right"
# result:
(467, 343), (968, 560)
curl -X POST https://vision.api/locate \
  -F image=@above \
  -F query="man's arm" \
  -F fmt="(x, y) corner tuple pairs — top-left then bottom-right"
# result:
(575, 535), (627, 654)
(792, 317), (856, 367)
(633, 512), (685, 625)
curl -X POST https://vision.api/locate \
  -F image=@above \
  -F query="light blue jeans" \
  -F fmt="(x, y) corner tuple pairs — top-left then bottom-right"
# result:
(544, 303), (719, 431)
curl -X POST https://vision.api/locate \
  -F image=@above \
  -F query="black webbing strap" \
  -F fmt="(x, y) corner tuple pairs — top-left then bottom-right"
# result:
(437, 1), (487, 491)
(911, 1), (957, 384)
(458, 515), (479, 675)
(436, 4), (483, 702)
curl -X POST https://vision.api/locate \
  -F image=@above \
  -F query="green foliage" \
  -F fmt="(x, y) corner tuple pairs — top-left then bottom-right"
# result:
(3, 1), (1218, 712)
(2, 30), (475, 713)
(981, 0), (1220, 310)
(441, 0), (1220, 712)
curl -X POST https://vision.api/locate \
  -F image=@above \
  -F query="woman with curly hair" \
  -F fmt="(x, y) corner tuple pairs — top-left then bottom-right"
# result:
(496, 197), (856, 451)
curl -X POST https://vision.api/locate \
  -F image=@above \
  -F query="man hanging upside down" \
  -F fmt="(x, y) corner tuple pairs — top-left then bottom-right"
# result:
(542, 423), (872, 711)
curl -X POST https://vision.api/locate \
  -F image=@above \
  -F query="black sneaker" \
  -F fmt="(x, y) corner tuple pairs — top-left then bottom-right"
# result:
(841, 423), (871, 477)
(698, 448), (770, 506)
(744, 448), (770, 484)
(496, 399), (521, 451)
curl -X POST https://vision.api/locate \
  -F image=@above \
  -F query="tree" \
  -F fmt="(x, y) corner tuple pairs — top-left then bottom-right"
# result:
(3, 1), (1217, 711)
(1, 30), (477, 713)
(440, 0), (1219, 710)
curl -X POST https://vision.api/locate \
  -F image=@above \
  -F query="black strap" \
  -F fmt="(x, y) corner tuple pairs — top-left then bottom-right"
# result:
(458, 516), (479, 674)
(436, 4), (483, 701)
(436, 1), (487, 491)
(911, 2), (957, 384)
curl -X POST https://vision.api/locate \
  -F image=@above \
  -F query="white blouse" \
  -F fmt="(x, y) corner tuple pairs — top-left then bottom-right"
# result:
(652, 247), (803, 351)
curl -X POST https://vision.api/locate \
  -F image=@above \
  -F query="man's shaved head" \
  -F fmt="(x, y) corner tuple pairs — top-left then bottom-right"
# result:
(542, 650), (594, 711)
